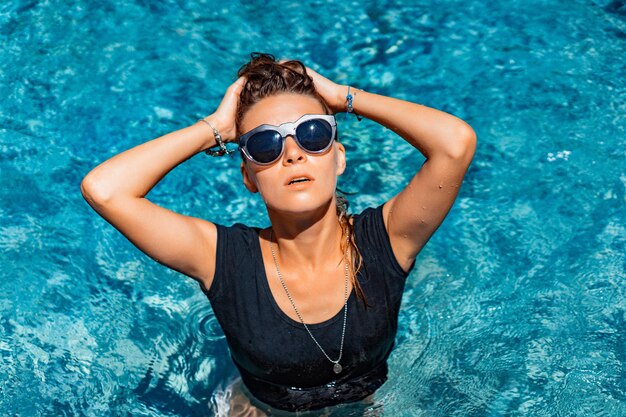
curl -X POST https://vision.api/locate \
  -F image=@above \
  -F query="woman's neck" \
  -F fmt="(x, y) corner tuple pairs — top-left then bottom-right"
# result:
(266, 201), (345, 274)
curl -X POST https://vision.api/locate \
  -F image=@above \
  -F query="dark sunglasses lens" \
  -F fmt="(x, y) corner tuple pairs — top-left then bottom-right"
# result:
(246, 130), (283, 163)
(295, 119), (334, 151)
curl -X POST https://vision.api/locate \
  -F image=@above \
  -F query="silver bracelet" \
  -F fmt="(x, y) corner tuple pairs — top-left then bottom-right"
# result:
(345, 86), (363, 121)
(198, 118), (234, 157)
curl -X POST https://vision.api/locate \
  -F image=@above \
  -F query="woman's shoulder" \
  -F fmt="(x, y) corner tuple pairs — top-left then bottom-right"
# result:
(216, 221), (262, 233)
(214, 221), (263, 249)
(351, 202), (411, 277)
(351, 203), (386, 227)
(203, 221), (263, 300)
(350, 203), (387, 248)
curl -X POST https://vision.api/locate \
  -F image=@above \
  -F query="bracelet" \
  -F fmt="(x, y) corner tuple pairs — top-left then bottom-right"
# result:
(198, 118), (234, 157)
(345, 86), (363, 121)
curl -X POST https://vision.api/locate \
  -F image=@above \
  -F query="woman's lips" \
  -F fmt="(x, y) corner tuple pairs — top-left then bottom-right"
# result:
(285, 177), (314, 189)
(285, 175), (313, 185)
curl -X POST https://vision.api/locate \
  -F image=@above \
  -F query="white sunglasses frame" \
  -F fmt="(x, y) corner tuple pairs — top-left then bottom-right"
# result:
(238, 114), (337, 165)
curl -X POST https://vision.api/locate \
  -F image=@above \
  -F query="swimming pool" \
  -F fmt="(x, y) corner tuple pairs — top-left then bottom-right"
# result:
(1, 0), (625, 415)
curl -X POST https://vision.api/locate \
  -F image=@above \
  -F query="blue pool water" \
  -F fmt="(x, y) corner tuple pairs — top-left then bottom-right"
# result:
(1, 0), (625, 415)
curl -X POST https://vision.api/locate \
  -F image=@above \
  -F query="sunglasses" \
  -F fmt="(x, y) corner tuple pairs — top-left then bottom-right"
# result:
(238, 114), (337, 165)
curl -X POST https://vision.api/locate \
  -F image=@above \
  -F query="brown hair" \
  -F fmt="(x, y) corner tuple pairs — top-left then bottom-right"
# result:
(236, 52), (370, 308)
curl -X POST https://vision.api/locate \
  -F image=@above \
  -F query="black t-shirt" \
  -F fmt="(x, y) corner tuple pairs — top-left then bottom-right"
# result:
(200, 203), (415, 412)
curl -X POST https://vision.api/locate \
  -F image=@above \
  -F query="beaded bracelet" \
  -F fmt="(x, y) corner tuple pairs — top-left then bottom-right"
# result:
(199, 118), (234, 157)
(345, 86), (363, 121)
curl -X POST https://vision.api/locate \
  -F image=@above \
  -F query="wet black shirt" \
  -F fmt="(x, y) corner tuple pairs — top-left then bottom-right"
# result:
(200, 204), (415, 411)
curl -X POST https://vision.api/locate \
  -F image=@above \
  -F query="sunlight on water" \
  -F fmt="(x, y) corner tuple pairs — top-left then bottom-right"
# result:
(1, 0), (625, 415)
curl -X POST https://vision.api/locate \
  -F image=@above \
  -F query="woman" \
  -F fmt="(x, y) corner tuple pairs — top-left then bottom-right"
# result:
(81, 52), (476, 415)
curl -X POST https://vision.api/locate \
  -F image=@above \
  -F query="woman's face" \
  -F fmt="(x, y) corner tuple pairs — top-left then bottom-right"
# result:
(239, 93), (346, 216)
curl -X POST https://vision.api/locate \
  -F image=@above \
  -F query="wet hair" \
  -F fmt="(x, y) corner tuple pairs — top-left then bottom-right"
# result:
(236, 52), (370, 308)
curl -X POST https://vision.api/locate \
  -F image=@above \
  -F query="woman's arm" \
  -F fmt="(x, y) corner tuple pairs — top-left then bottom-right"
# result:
(345, 88), (476, 272)
(80, 77), (246, 286)
(341, 88), (475, 161)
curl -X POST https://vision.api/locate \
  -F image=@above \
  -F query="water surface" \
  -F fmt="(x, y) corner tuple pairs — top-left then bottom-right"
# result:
(1, 0), (625, 415)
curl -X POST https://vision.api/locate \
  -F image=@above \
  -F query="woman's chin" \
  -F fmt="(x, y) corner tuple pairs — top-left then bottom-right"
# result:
(265, 194), (334, 217)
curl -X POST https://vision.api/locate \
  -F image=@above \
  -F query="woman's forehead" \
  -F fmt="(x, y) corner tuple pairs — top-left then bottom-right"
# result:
(241, 93), (326, 130)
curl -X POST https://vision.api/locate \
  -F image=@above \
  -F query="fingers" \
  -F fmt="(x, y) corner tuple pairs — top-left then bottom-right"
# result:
(229, 75), (247, 93)
(209, 76), (247, 141)
(222, 76), (247, 106)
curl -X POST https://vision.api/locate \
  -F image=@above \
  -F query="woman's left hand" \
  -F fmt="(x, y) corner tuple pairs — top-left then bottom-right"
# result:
(279, 60), (347, 114)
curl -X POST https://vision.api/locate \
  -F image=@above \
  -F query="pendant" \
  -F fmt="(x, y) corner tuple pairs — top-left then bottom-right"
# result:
(333, 363), (342, 374)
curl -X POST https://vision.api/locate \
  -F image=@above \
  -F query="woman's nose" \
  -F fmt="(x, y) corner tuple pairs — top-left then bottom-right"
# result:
(283, 135), (306, 164)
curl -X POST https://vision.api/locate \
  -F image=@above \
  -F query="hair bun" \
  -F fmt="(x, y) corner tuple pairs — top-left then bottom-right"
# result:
(235, 52), (329, 134)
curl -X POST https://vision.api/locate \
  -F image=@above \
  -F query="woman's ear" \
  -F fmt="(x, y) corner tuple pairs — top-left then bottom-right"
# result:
(335, 142), (347, 176)
(241, 162), (259, 193)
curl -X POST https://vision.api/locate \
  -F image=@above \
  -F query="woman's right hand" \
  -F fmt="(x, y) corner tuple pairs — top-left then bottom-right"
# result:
(203, 75), (247, 144)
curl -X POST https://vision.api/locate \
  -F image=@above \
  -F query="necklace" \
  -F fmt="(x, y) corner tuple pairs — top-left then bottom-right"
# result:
(268, 229), (349, 375)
